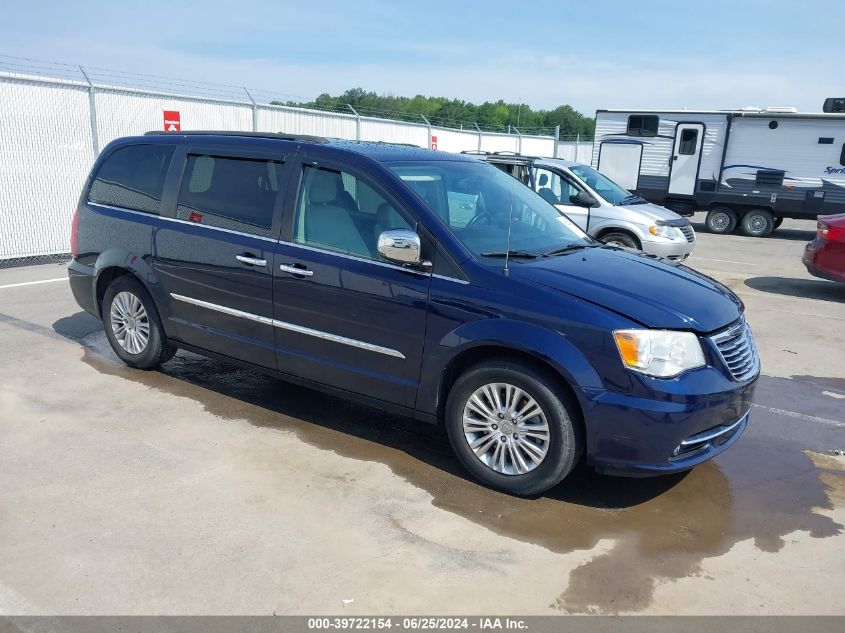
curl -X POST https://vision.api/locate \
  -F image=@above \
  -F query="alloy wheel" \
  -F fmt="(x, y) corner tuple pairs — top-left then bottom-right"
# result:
(462, 383), (551, 475)
(109, 291), (150, 355)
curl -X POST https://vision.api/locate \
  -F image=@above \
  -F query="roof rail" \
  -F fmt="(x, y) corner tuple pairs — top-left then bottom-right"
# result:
(143, 130), (329, 143)
(460, 150), (490, 155)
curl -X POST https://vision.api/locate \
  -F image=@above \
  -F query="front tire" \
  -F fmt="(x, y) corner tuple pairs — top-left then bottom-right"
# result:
(445, 359), (583, 496)
(600, 231), (640, 250)
(741, 208), (774, 237)
(705, 206), (737, 234)
(102, 276), (176, 369)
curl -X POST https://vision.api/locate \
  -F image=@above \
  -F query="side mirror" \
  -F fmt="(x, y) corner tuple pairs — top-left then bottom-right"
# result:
(572, 190), (598, 207)
(377, 229), (426, 267)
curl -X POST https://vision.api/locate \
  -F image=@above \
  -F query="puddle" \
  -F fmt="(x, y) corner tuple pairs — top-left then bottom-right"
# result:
(71, 324), (845, 614)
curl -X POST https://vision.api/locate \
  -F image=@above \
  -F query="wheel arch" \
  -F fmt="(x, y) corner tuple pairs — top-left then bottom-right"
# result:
(593, 224), (644, 249)
(430, 316), (606, 430)
(93, 249), (167, 320)
(436, 344), (589, 451)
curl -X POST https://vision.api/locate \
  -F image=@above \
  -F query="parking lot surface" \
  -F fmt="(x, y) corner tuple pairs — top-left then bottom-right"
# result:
(1, 216), (843, 615)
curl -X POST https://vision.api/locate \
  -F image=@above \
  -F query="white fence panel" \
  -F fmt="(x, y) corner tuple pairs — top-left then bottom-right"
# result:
(95, 91), (252, 147)
(520, 136), (556, 158)
(431, 128), (480, 153)
(257, 106), (358, 139)
(0, 69), (569, 260)
(555, 141), (594, 163)
(479, 133), (519, 154)
(359, 118), (428, 146)
(0, 78), (94, 259)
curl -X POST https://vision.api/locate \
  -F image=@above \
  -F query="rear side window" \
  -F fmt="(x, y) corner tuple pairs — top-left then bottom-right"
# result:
(176, 154), (282, 238)
(89, 144), (175, 214)
(841, 143), (845, 167)
(627, 115), (659, 137)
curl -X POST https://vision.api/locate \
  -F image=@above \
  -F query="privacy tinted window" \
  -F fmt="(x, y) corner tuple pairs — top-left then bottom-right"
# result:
(294, 165), (411, 260)
(176, 154), (282, 238)
(678, 128), (698, 155)
(627, 115), (659, 137)
(89, 144), (175, 214)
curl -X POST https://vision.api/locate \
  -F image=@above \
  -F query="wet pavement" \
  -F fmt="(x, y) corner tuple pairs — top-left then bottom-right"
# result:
(1, 219), (844, 614)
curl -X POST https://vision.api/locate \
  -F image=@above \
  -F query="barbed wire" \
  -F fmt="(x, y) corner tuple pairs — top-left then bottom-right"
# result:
(0, 52), (593, 139)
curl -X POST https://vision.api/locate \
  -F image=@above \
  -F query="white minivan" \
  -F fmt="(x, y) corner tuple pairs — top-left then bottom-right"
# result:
(482, 154), (696, 260)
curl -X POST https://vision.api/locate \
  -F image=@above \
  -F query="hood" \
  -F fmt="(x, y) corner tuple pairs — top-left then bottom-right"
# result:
(513, 247), (741, 332)
(617, 201), (687, 223)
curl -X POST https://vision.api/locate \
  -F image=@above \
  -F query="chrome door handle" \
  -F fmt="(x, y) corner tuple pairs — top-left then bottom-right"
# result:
(236, 254), (267, 267)
(279, 263), (314, 277)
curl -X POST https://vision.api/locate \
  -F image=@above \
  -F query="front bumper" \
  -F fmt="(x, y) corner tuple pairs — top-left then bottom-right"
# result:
(641, 237), (695, 260)
(581, 368), (757, 476)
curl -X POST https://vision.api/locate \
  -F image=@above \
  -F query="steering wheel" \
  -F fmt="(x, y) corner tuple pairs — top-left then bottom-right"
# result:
(466, 211), (497, 228)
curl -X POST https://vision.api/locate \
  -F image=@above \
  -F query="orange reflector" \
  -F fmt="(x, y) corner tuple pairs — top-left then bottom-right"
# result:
(614, 332), (640, 367)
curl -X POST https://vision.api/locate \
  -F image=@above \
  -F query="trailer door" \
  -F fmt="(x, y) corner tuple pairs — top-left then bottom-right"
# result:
(668, 123), (704, 195)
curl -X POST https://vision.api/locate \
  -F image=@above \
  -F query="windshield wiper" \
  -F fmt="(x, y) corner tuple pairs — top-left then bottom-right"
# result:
(619, 194), (647, 205)
(480, 249), (542, 259)
(544, 242), (600, 256)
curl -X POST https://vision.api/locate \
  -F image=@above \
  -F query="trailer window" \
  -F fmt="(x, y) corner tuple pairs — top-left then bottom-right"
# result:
(678, 128), (698, 155)
(627, 115), (659, 137)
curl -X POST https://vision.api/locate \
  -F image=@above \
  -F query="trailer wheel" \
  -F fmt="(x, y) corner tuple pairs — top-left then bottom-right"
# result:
(705, 207), (737, 234)
(741, 209), (774, 237)
(773, 217), (784, 230)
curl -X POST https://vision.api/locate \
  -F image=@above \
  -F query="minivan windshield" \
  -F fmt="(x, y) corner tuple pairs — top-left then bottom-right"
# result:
(387, 160), (590, 258)
(569, 164), (639, 205)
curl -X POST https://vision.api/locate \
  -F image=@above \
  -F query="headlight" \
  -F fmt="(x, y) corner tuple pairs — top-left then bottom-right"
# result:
(613, 329), (705, 378)
(648, 224), (677, 239)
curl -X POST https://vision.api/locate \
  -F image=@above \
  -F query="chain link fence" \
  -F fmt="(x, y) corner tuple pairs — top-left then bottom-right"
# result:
(0, 54), (589, 265)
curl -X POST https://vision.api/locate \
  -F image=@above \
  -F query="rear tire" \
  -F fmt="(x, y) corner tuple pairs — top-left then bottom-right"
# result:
(706, 207), (737, 234)
(445, 359), (583, 496)
(741, 208), (774, 237)
(102, 276), (176, 369)
(600, 231), (640, 250)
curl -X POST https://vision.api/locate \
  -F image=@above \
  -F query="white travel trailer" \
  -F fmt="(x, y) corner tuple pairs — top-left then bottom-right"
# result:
(591, 108), (845, 236)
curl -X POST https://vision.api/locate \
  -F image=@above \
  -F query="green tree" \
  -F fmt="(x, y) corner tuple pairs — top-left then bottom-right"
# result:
(277, 89), (595, 137)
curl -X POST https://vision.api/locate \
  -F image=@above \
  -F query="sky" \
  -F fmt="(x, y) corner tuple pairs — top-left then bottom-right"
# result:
(1, 0), (842, 116)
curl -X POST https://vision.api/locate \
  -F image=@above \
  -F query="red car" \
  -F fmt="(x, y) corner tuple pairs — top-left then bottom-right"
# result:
(803, 213), (845, 284)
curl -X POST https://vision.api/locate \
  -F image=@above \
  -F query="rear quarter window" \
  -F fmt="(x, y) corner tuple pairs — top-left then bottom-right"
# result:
(88, 144), (175, 214)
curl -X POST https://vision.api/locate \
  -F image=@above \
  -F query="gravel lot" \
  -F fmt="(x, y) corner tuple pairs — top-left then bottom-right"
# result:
(1, 215), (843, 615)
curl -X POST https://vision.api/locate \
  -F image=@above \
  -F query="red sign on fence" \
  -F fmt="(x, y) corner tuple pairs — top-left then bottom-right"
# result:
(163, 111), (181, 132)
(430, 135), (438, 150)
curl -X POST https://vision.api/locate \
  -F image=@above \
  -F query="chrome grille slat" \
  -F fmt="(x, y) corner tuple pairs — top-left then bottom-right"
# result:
(680, 225), (695, 243)
(710, 317), (760, 382)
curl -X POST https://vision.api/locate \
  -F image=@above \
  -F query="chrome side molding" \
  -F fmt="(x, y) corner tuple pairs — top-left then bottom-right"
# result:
(170, 293), (406, 359)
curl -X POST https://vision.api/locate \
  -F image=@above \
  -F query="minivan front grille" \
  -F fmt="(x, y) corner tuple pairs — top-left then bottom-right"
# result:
(680, 224), (695, 243)
(710, 318), (759, 382)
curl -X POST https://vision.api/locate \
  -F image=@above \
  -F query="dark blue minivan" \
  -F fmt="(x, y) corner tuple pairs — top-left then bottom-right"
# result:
(68, 132), (759, 495)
